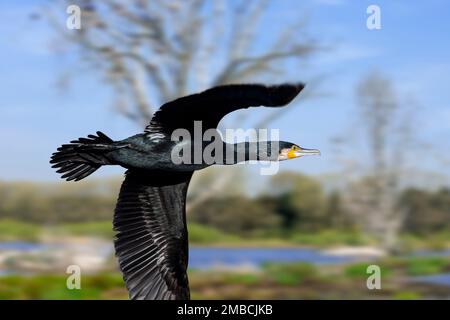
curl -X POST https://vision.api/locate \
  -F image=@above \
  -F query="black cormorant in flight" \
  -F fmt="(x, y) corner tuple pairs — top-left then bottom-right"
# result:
(50, 83), (320, 300)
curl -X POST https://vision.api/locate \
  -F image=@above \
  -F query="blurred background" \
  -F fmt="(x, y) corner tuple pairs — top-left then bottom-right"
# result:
(1, 0), (450, 299)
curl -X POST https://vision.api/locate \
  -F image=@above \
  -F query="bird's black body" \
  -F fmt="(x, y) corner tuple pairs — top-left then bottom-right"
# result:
(50, 83), (315, 300)
(110, 133), (187, 171)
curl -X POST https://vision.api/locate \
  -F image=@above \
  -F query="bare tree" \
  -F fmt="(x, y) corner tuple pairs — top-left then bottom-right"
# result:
(45, 0), (318, 123)
(43, 0), (319, 209)
(344, 72), (415, 252)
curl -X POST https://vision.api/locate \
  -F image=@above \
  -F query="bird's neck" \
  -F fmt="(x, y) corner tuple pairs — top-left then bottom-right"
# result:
(220, 141), (276, 164)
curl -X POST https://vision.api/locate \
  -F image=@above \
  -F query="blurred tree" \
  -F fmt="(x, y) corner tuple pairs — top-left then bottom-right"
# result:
(342, 72), (417, 252)
(43, 0), (321, 211)
(190, 196), (281, 236)
(187, 166), (247, 201)
(46, 0), (318, 123)
(400, 188), (450, 234)
(324, 190), (352, 229)
(0, 180), (119, 223)
(2, 179), (449, 237)
(268, 171), (326, 231)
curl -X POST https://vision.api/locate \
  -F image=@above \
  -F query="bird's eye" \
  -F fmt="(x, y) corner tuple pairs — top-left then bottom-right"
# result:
(292, 146), (299, 151)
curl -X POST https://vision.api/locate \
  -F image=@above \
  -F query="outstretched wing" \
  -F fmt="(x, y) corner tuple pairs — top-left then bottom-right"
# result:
(113, 169), (193, 300)
(145, 83), (305, 134)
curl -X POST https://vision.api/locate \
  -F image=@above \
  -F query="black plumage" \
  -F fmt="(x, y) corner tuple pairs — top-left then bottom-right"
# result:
(113, 170), (192, 299)
(50, 83), (317, 300)
(146, 83), (305, 134)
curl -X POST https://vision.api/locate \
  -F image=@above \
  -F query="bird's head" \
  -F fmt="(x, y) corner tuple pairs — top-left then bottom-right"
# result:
(276, 141), (321, 161)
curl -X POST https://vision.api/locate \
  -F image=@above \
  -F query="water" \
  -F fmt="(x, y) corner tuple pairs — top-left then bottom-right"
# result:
(0, 242), (358, 268)
(189, 247), (359, 269)
(414, 249), (450, 258)
(0, 242), (47, 251)
(413, 273), (450, 286)
(0, 242), (358, 267)
(1, 242), (450, 288)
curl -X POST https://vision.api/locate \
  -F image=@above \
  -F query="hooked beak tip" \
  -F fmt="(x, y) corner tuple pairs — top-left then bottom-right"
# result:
(296, 148), (321, 157)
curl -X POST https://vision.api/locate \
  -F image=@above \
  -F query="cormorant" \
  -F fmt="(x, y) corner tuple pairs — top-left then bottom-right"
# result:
(50, 83), (320, 300)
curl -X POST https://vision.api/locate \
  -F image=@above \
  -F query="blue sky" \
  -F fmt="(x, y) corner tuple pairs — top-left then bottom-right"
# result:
(0, 0), (449, 182)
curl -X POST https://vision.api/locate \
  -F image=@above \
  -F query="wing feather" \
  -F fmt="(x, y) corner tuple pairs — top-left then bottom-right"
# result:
(113, 170), (192, 300)
(145, 83), (305, 134)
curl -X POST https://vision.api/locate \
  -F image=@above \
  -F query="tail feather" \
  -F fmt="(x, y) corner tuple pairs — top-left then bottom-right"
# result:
(50, 131), (115, 181)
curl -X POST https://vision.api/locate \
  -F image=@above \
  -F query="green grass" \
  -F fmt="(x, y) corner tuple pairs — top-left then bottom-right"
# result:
(188, 223), (240, 244)
(393, 291), (422, 300)
(0, 273), (126, 300)
(55, 221), (115, 238)
(262, 262), (318, 286)
(289, 229), (371, 247)
(0, 219), (41, 242)
(344, 263), (393, 279)
(0, 219), (241, 244)
(1, 257), (449, 299)
(344, 256), (450, 278)
(0, 219), (449, 250)
(0, 219), (116, 242)
(404, 257), (450, 276)
(222, 273), (262, 285)
(401, 231), (450, 251)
